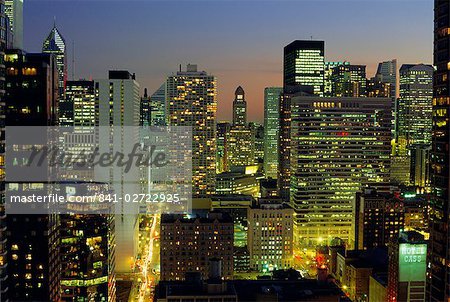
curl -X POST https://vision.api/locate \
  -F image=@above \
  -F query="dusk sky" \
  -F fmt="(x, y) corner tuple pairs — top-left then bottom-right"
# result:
(24, 0), (432, 122)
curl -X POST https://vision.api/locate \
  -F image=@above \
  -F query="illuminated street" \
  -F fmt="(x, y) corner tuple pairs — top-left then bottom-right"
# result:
(130, 214), (160, 302)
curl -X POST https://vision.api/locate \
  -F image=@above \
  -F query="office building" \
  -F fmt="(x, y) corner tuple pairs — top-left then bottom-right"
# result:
(335, 248), (388, 301)
(160, 211), (234, 281)
(331, 64), (367, 97)
(95, 70), (140, 275)
(5, 0), (22, 49)
(250, 122), (264, 163)
(216, 172), (259, 197)
(263, 87), (282, 179)
(166, 64), (217, 196)
(388, 231), (427, 302)
(283, 40), (325, 96)
(324, 61), (349, 97)
(58, 184), (115, 301)
(428, 2), (450, 300)
(4, 50), (59, 301)
(280, 40), (324, 201)
(232, 86), (246, 127)
(42, 22), (66, 99)
(149, 83), (166, 126)
(216, 121), (230, 173)
(247, 199), (294, 272)
(290, 97), (392, 247)
(397, 64), (433, 149)
(226, 127), (255, 168)
(369, 273), (388, 302)
(62, 80), (95, 128)
(374, 59), (398, 99)
(140, 88), (150, 126)
(354, 189), (405, 250)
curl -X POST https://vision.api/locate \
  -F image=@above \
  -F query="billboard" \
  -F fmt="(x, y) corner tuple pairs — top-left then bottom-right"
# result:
(399, 243), (427, 282)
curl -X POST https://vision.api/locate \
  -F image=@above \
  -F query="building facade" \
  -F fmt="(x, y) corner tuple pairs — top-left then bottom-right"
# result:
(247, 200), (294, 272)
(160, 212), (234, 281)
(263, 87), (282, 179)
(290, 97), (392, 247)
(166, 64), (217, 196)
(428, 2), (450, 300)
(232, 86), (246, 127)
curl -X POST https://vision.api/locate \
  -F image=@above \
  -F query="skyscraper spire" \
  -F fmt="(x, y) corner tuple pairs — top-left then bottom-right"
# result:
(43, 21), (67, 98)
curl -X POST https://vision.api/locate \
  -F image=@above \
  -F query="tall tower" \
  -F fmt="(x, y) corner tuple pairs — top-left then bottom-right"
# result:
(166, 64), (217, 196)
(397, 64), (434, 147)
(283, 40), (325, 96)
(279, 40), (324, 200)
(232, 86), (246, 127)
(428, 1), (450, 301)
(42, 21), (67, 99)
(5, 0), (23, 49)
(263, 87), (282, 179)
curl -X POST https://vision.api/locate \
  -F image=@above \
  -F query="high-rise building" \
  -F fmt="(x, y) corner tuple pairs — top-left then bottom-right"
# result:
(247, 199), (294, 272)
(66, 80), (95, 127)
(166, 64), (217, 196)
(324, 61), (349, 97)
(283, 40), (325, 96)
(375, 59), (398, 99)
(263, 87), (282, 179)
(42, 22), (66, 101)
(216, 171), (259, 197)
(232, 86), (246, 127)
(428, 2), (450, 300)
(140, 88), (150, 126)
(58, 185), (115, 301)
(216, 122), (230, 173)
(289, 97), (392, 247)
(397, 64), (433, 148)
(4, 50), (59, 301)
(160, 211), (234, 281)
(331, 64), (367, 97)
(354, 188), (405, 250)
(280, 40), (324, 201)
(249, 122), (264, 163)
(5, 0), (23, 49)
(95, 70), (140, 275)
(388, 231), (427, 302)
(149, 83), (166, 126)
(226, 127), (255, 168)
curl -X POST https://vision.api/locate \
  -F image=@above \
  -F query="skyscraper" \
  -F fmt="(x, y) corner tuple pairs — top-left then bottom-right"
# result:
(5, 0), (23, 49)
(397, 64), (434, 147)
(67, 80), (95, 127)
(95, 70), (140, 275)
(149, 83), (166, 126)
(428, 1), (450, 300)
(324, 61), (349, 97)
(263, 87), (282, 179)
(289, 97), (392, 247)
(42, 22), (66, 99)
(226, 127), (255, 168)
(232, 86), (246, 127)
(166, 64), (217, 196)
(283, 40), (325, 96)
(280, 40), (325, 201)
(375, 59), (398, 99)
(4, 50), (59, 301)
(331, 64), (367, 97)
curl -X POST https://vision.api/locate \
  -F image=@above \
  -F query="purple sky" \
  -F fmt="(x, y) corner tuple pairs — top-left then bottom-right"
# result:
(24, 0), (433, 122)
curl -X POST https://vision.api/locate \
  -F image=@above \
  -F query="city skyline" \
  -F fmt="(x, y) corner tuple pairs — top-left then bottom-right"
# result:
(24, 0), (432, 122)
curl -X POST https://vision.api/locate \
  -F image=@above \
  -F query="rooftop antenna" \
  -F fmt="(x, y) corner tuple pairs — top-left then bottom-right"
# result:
(310, 35), (313, 40)
(179, 64), (182, 72)
(53, 16), (56, 28)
